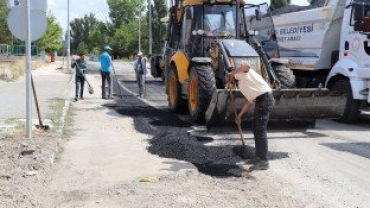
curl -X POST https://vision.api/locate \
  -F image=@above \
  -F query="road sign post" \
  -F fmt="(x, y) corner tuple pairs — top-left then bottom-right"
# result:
(67, 0), (71, 70)
(26, 0), (32, 138)
(7, 0), (47, 139)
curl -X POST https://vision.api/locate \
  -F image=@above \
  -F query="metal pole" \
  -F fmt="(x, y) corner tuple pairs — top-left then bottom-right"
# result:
(148, 0), (153, 56)
(66, 0), (71, 69)
(26, 0), (32, 138)
(139, 3), (141, 52)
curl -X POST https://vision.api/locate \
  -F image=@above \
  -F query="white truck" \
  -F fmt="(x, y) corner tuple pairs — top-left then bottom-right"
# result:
(271, 0), (370, 122)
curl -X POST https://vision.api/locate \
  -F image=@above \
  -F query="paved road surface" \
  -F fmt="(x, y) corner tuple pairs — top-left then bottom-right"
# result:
(116, 61), (370, 207)
(42, 61), (370, 207)
(0, 63), (71, 119)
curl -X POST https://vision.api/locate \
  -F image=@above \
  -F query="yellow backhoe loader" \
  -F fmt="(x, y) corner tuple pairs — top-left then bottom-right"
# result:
(164, 0), (346, 125)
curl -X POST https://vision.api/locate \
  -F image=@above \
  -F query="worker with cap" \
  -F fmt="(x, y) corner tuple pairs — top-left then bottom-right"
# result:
(99, 45), (113, 99)
(71, 53), (88, 101)
(133, 51), (147, 97)
(230, 62), (275, 170)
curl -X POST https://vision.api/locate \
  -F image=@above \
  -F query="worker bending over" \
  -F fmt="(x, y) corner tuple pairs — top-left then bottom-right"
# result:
(230, 62), (275, 170)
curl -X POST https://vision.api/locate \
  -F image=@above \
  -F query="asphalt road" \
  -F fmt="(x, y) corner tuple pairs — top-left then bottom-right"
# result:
(110, 60), (370, 207)
(0, 63), (71, 119)
(41, 60), (370, 207)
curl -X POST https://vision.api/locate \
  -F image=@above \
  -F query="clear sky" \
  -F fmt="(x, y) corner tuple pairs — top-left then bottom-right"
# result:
(48, 0), (309, 32)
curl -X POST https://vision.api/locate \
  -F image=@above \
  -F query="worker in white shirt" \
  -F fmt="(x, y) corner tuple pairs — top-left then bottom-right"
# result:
(230, 62), (275, 170)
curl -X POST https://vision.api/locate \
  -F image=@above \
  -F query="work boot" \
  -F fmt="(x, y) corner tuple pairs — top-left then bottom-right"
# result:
(245, 157), (261, 165)
(249, 160), (269, 171)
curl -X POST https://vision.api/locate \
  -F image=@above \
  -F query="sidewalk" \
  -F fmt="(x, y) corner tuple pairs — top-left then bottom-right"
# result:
(41, 63), (194, 207)
(0, 62), (72, 120)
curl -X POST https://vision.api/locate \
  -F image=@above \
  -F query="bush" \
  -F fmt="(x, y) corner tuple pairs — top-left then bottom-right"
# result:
(0, 58), (46, 81)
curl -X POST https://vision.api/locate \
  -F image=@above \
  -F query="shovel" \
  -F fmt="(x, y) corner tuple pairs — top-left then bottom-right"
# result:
(31, 75), (50, 131)
(229, 83), (246, 149)
(111, 63), (126, 97)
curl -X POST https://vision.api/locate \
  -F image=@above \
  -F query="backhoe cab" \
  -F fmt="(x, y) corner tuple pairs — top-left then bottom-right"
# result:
(165, 0), (261, 123)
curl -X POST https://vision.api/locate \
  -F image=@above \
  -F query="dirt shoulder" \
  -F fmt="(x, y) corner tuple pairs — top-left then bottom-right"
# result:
(0, 63), (73, 207)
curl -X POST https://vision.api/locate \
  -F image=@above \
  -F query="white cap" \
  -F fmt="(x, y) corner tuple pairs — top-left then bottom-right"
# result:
(137, 51), (143, 56)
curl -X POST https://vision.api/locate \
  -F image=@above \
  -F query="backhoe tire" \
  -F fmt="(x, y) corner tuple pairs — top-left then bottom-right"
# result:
(188, 65), (217, 124)
(332, 79), (361, 123)
(167, 65), (186, 113)
(273, 64), (296, 89)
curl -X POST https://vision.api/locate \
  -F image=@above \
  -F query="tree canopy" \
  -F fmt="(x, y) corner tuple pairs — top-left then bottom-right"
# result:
(1, 0), (169, 58)
(70, 13), (107, 54)
(36, 14), (63, 53)
(270, 0), (291, 11)
(0, 1), (12, 44)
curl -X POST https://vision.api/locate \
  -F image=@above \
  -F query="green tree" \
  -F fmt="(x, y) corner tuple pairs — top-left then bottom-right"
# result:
(70, 13), (106, 54)
(270, 0), (291, 11)
(108, 0), (149, 57)
(37, 14), (63, 53)
(77, 42), (88, 55)
(113, 17), (148, 58)
(151, 0), (168, 54)
(89, 29), (105, 55)
(107, 0), (145, 28)
(0, 1), (12, 44)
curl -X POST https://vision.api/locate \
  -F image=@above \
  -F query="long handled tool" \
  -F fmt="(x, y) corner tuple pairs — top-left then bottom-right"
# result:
(111, 63), (125, 97)
(31, 75), (50, 131)
(229, 83), (245, 148)
(84, 76), (94, 94)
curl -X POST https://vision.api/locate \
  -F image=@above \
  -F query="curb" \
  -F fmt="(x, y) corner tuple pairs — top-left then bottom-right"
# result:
(50, 74), (74, 165)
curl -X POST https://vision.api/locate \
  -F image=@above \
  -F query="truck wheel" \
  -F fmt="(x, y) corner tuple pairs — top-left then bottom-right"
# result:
(332, 80), (361, 123)
(188, 65), (217, 123)
(273, 64), (296, 89)
(167, 65), (186, 113)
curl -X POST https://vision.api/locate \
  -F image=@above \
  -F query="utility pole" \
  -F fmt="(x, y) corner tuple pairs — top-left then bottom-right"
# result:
(25, 0), (32, 138)
(148, 0), (153, 56)
(66, 0), (71, 69)
(139, 3), (142, 53)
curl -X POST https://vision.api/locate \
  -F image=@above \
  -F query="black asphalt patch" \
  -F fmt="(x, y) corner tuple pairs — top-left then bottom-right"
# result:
(108, 80), (289, 177)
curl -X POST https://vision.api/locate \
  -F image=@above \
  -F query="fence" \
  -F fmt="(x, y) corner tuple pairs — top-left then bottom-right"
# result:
(0, 44), (10, 56)
(0, 44), (39, 56)
(11, 45), (39, 56)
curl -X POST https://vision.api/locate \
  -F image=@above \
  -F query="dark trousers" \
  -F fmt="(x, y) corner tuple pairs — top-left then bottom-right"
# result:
(101, 71), (112, 98)
(253, 92), (275, 160)
(75, 75), (85, 99)
(136, 72), (146, 95)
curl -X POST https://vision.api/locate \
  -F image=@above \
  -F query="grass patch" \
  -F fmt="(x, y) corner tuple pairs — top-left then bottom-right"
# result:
(48, 98), (65, 131)
(62, 106), (75, 140)
(0, 60), (25, 81)
(46, 98), (75, 140)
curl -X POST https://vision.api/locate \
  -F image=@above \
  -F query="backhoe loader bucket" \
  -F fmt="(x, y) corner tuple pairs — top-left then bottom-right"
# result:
(205, 88), (347, 126)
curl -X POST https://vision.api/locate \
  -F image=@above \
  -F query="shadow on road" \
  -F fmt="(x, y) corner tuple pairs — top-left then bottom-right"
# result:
(321, 142), (370, 159)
